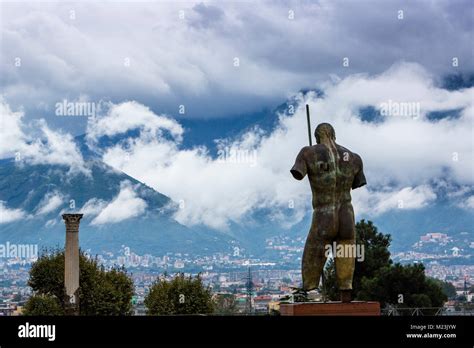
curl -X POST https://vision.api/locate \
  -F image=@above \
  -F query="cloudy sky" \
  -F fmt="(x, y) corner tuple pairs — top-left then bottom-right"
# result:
(0, 0), (473, 229)
(1, 0), (473, 123)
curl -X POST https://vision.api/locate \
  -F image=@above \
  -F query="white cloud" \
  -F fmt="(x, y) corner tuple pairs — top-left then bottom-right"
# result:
(0, 98), (26, 158)
(26, 120), (89, 174)
(306, 63), (474, 186)
(352, 185), (437, 216)
(0, 201), (26, 223)
(91, 181), (147, 225)
(45, 219), (57, 228)
(86, 101), (183, 143)
(35, 191), (64, 215)
(80, 198), (108, 217)
(459, 196), (474, 210)
(96, 63), (473, 230)
(0, 99), (89, 174)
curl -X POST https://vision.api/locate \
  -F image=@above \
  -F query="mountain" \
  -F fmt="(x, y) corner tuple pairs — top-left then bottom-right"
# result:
(176, 91), (321, 156)
(1, 82), (472, 257)
(0, 157), (234, 255)
(370, 202), (473, 250)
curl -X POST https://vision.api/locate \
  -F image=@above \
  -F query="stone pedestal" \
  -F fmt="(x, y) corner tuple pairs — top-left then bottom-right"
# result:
(280, 301), (380, 316)
(62, 213), (83, 315)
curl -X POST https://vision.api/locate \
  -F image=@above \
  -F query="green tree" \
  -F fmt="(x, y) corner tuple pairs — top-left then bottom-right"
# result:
(22, 295), (64, 316)
(432, 279), (456, 299)
(323, 220), (447, 310)
(352, 220), (392, 291)
(26, 249), (134, 315)
(213, 293), (238, 315)
(323, 219), (392, 300)
(145, 273), (214, 315)
(357, 263), (447, 309)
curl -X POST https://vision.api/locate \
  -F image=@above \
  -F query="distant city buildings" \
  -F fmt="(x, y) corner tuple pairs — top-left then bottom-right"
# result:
(420, 233), (450, 243)
(0, 230), (472, 315)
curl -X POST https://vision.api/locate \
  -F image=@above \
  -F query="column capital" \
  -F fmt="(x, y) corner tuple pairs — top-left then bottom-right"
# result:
(62, 214), (83, 232)
(62, 214), (83, 223)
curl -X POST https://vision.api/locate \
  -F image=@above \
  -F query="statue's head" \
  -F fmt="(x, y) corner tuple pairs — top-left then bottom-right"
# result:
(314, 123), (336, 144)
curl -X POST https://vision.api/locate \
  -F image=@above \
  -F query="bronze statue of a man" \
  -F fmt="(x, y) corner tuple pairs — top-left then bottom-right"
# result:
(291, 123), (366, 303)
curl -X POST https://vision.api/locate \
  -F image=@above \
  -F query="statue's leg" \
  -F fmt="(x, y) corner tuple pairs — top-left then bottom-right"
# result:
(302, 207), (336, 291)
(335, 203), (356, 301)
(301, 234), (326, 291)
(334, 239), (355, 290)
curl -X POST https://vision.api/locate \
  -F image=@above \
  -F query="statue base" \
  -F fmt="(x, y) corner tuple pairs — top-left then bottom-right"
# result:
(279, 301), (380, 316)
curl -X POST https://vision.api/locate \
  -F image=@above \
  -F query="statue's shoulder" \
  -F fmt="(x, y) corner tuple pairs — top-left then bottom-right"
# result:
(312, 144), (328, 153)
(299, 145), (319, 154)
(302, 145), (327, 159)
(336, 144), (363, 163)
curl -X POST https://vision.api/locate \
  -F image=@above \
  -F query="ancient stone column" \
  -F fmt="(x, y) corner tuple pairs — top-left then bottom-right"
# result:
(62, 213), (83, 315)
